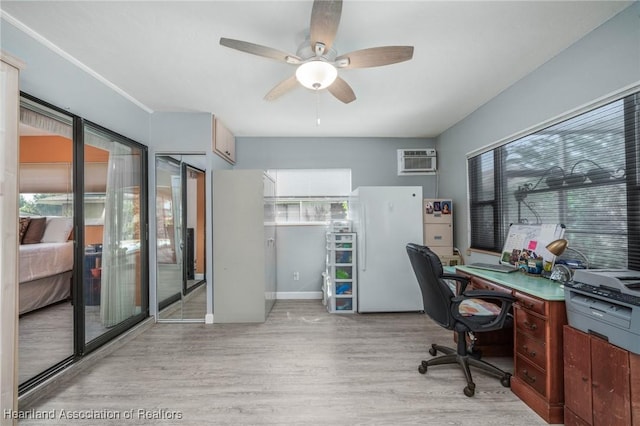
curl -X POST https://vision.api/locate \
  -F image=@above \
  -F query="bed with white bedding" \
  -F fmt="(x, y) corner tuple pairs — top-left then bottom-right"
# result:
(19, 241), (74, 315)
(18, 216), (75, 315)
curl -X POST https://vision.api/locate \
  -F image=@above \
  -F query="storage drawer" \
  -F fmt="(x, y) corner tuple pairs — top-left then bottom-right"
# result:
(335, 298), (353, 311)
(334, 266), (352, 280)
(514, 291), (546, 316)
(515, 307), (547, 341)
(516, 331), (546, 370)
(515, 354), (547, 397)
(423, 223), (453, 247)
(330, 233), (354, 242)
(335, 250), (353, 264)
(335, 282), (353, 295)
(469, 277), (512, 294)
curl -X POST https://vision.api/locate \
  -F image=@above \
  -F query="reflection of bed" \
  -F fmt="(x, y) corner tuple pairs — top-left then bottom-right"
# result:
(19, 242), (74, 315)
(157, 238), (177, 264)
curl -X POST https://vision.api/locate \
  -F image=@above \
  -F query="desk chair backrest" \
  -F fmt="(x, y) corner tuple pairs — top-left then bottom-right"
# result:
(406, 243), (455, 330)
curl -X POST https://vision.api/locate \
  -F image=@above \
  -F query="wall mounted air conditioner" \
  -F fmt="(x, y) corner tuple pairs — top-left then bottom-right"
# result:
(397, 149), (437, 175)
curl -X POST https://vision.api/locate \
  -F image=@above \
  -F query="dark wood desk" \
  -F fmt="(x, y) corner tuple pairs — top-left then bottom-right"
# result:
(455, 266), (567, 424)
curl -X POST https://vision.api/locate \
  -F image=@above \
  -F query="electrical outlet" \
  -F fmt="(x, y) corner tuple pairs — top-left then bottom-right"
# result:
(293, 272), (300, 281)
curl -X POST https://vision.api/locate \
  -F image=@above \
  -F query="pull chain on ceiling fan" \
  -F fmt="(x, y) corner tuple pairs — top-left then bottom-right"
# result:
(220, 0), (414, 104)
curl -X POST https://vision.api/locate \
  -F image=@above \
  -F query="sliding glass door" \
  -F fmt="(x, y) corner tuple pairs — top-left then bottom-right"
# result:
(156, 154), (207, 322)
(82, 123), (148, 349)
(156, 156), (183, 311)
(16, 93), (149, 393)
(17, 97), (75, 390)
(183, 163), (206, 296)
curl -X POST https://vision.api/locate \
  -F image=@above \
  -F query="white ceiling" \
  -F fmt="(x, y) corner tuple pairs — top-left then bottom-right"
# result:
(0, 1), (632, 138)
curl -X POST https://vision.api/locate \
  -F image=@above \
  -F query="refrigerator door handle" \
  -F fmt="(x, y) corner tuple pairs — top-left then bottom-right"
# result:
(361, 205), (366, 271)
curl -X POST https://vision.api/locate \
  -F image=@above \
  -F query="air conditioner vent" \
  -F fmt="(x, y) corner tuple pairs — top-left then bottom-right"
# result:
(397, 149), (436, 175)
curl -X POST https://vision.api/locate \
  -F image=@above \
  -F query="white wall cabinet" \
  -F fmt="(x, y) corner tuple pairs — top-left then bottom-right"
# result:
(212, 116), (235, 164)
(213, 170), (276, 323)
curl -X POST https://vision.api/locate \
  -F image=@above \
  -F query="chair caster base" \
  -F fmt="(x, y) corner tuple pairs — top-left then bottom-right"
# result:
(500, 373), (512, 388)
(464, 384), (475, 397)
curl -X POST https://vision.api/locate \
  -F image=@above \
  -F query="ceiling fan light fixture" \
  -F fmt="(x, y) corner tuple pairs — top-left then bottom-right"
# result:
(295, 60), (337, 90)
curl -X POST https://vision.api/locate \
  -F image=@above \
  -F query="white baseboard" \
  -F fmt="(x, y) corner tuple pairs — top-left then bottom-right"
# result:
(205, 313), (214, 324)
(276, 291), (322, 300)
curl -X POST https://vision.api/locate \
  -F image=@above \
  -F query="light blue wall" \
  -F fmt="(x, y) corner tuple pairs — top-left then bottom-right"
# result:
(274, 225), (328, 295)
(147, 112), (233, 315)
(437, 2), (640, 263)
(149, 112), (231, 170)
(236, 136), (436, 294)
(4, 2), (638, 296)
(1, 19), (150, 143)
(1, 19), (234, 315)
(236, 136), (437, 195)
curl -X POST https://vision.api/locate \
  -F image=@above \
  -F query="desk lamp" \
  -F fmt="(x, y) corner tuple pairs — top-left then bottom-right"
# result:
(545, 239), (590, 281)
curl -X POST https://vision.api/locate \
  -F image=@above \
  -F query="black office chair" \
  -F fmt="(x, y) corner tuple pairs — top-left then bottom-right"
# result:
(406, 243), (515, 397)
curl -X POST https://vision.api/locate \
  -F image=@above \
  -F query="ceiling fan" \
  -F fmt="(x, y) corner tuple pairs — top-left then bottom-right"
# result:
(220, 0), (414, 104)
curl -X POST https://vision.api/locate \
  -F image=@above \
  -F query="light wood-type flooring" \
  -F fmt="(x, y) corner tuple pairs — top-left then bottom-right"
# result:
(18, 302), (113, 384)
(18, 300), (549, 425)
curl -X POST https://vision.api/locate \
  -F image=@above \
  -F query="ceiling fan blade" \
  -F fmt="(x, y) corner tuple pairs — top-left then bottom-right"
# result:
(220, 38), (301, 64)
(335, 46), (414, 69)
(310, 0), (342, 53)
(327, 76), (356, 104)
(264, 75), (299, 101)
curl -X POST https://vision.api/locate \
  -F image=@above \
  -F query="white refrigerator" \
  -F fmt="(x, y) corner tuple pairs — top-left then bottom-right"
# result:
(349, 186), (424, 312)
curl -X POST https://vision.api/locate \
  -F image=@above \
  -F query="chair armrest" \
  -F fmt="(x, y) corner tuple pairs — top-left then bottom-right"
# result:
(442, 273), (470, 294)
(451, 291), (516, 332)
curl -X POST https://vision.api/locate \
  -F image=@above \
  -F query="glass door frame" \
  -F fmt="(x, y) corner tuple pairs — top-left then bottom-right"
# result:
(155, 153), (207, 323)
(182, 162), (206, 296)
(17, 93), (150, 393)
(155, 155), (183, 311)
(79, 119), (149, 355)
(17, 93), (77, 393)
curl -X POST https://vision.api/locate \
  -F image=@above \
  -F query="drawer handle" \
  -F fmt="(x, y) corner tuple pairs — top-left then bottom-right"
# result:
(522, 369), (537, 384)
(582, 376), (589, 382)
(523, 320), (537, 331)
(523, 302), (535, 309)
(522, 345), (536, 357)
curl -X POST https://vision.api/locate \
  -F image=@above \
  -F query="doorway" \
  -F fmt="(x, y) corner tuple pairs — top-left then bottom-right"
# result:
(156, 154), (207, 322)
(17, 94), (149, 393)
(17, 97), (74, 388)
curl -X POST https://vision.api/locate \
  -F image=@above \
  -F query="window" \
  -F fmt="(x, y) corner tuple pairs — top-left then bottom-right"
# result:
(468, 91), (640, 269)
(268, 169), (351, 224)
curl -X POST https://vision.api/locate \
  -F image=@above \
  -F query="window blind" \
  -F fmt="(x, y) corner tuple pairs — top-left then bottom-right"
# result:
(468, 91), (640, 270)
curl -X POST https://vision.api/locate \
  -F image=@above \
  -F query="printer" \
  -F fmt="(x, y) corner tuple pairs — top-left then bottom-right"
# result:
(564, 269), (640, 354)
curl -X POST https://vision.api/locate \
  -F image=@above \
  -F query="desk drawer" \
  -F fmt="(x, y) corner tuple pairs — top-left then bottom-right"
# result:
(514, 291), (546, 316)
(515, 307), (547, 341)
(516, 331), (546, 370)
(469, 277), (512, 294)
(515, 354), (547, 398)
